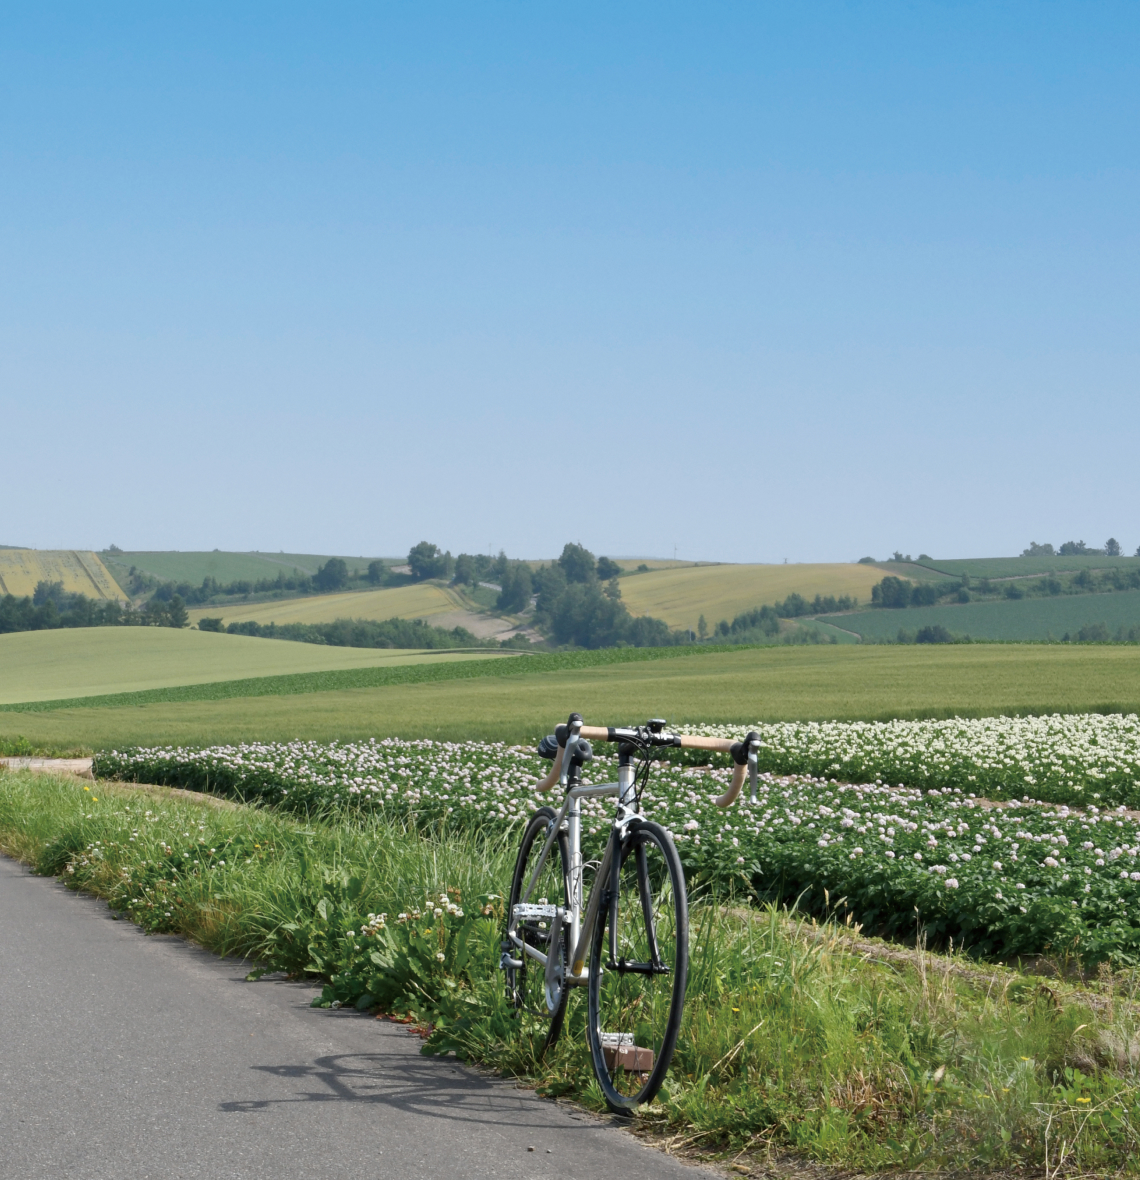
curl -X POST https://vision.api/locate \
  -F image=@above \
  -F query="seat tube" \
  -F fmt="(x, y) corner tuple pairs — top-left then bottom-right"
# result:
(567, 798), (582, 956)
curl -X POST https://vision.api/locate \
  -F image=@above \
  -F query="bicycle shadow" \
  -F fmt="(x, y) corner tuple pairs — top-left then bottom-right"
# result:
(220, 1050), (574, 1132)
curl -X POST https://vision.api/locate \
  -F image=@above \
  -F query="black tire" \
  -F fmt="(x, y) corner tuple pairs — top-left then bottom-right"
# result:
(586, 819), (688, 1111)
(505, 807), (571, 1050)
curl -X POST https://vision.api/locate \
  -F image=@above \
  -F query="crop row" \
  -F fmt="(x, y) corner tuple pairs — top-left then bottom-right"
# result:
(684, 713), (1140, 808)
(96, 725), (1140, 965)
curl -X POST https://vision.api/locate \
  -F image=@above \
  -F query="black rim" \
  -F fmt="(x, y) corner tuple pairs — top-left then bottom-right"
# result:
(506, 808), (570, 1046)
(587, 821), (688, 1110)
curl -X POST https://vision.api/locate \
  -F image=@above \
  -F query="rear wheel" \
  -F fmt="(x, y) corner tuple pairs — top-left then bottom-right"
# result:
(586, 820), (688, 1111)
(505, 807), (571, 1050)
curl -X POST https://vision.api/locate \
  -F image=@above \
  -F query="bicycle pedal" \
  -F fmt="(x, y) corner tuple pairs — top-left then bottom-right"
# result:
(512, 903), (558, 919)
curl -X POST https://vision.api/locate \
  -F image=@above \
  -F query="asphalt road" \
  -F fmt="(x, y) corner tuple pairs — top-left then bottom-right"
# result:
(0, 856), (711, 1180)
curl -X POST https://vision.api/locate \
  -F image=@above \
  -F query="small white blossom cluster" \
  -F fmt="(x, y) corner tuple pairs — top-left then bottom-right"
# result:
(682, 713), (1140, 808)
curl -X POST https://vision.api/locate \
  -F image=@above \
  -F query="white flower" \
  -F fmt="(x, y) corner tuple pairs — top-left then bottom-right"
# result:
(913, 852), (923, 861)
(1043, 856), (1059, 868)
(992, 861), (1002, 871)
(435, 952), (445, 962)
(945, 878), (959, 889)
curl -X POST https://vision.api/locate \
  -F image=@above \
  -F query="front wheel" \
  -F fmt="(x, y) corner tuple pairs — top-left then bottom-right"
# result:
(505, 807), (571, 1051)
(586, 819), (688, 1111)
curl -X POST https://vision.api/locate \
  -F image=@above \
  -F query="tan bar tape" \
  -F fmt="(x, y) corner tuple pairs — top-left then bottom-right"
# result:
(714, 762), (747, 808)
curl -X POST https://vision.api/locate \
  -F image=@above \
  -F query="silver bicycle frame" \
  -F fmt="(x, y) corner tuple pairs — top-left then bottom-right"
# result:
(507, 755), (639, 1002)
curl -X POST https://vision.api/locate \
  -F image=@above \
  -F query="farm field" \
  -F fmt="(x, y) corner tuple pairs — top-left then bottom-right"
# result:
(96, 713), (1140, 963)
(100, 549), (392, 586)
(914, 555), (1140, 580)
(4, 643), (1139, 751)
(0, 549), (121, 600)
(0, 627), (510, 706)
(834, 588), (1140, 641)
(186, 582), (458, 627)
(620, 562), (884, 628)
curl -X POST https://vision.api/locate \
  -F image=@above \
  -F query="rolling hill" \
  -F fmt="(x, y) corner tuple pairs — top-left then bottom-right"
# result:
(830, 589), (1140, 642)
(186, 582), (460, 628)
(100, 549), (394, 587)
(0, 550), (122, 600)
(619, 563), (885, 629)
(0, 627), (513, 706)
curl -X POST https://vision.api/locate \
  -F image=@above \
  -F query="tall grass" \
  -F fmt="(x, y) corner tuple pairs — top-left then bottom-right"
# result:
(4, 769), (1140, 1172)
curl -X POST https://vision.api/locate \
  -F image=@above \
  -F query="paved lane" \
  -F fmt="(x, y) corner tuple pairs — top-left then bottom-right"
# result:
(0, 857), (709, 1180)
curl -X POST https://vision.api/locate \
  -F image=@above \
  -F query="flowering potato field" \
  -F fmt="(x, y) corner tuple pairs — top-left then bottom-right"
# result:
(96, 721), (1140, 965)
(687, 713), (1140, 809)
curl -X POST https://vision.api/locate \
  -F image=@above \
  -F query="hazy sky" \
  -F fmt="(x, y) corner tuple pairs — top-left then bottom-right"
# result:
(3, 3), (1137, 562)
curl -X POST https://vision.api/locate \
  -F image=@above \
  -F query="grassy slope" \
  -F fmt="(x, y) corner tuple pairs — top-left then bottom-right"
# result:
(4, 644), (1139, 749)
(0, 549), (122, 600)
(620, 562), (884, 628)
(101, 550), (391, 585)
(187, 582), (457, 627)
(0, 627), (510, 705)
(917, 555), (1140, 579)
(2, 770), (1134, 1175)
(835, 588), (1140, 641)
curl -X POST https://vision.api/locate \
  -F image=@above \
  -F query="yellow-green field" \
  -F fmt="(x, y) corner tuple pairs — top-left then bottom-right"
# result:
(187, 582), (458, 628)
(620, 562), (885, 628)
(0, 549), (122, 600)
(4, 644), (1137, 750)
(0, 627), (512, 705)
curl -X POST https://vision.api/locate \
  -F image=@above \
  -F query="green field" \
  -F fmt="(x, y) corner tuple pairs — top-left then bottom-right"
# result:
(834, 588), (1140, 641)
(0, 627), (511, 705)
(912, 554), (1140, 580)
(619, 562), (884, 628)
(186, 581), (459, 627)
(3, 643), (1138, 750)
(100, 549), (393, 586)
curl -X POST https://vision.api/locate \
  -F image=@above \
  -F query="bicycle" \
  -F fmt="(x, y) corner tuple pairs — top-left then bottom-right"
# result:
(501, 712), (760, 1112)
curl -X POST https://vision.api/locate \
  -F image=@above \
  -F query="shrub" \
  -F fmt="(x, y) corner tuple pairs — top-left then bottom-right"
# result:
(197, 617), (224, 632)
(915, 624), (953, 644)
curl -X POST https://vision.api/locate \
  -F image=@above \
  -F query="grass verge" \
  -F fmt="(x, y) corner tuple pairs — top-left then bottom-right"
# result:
(5, 769), (1140, 1173)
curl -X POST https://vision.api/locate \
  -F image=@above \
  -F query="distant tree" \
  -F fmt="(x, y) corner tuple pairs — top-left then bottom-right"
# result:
(142, 598), (168, 626)
(636, 563), (649, 573)
(107, 544), (123, 554)
(1021, 542), (1055, 557)
(891, 551), (904, 562)
(698, 614), (708, 639)
(917, 554), (933, 562)
(603, 578), (622, 601)
(166, 595), (189, 628)
(366, 560), (386, 585)
(857, 556), (876, 564)
(407, 542), (452, 581)
(315, 558), (349, 592)
(871, 576), (911, 608)
(1076, 622), (1110, 642)
(1105, 537), (1122, 557)
(596, 556), (621, 581)
(453, 554), (477, 586)
(496, 563), (533, 613)
(197, 616), (224, 632)
(915, 624), (953, 644)
(1004, 582), (1025, 599)
(558, 543), (597, 585)
(33, 580), (65, 608)
(1059, 540), (1098, 556)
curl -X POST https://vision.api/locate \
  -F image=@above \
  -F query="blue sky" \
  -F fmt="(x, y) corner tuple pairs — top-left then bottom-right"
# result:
(3, 3), (1137, 562)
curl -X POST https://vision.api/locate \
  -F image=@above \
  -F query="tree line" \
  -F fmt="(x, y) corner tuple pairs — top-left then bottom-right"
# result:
(0, 581), (189, 634)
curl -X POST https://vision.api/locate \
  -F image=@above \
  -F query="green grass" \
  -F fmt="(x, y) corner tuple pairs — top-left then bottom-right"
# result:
(100, 549), (393, 585)
(915, 555), (1140, 580)
(835, 590), (1140, 642)
(4, 644), (1140, 751)
(4, 768), (1140, 1174)
(0, 627), (513, 706)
